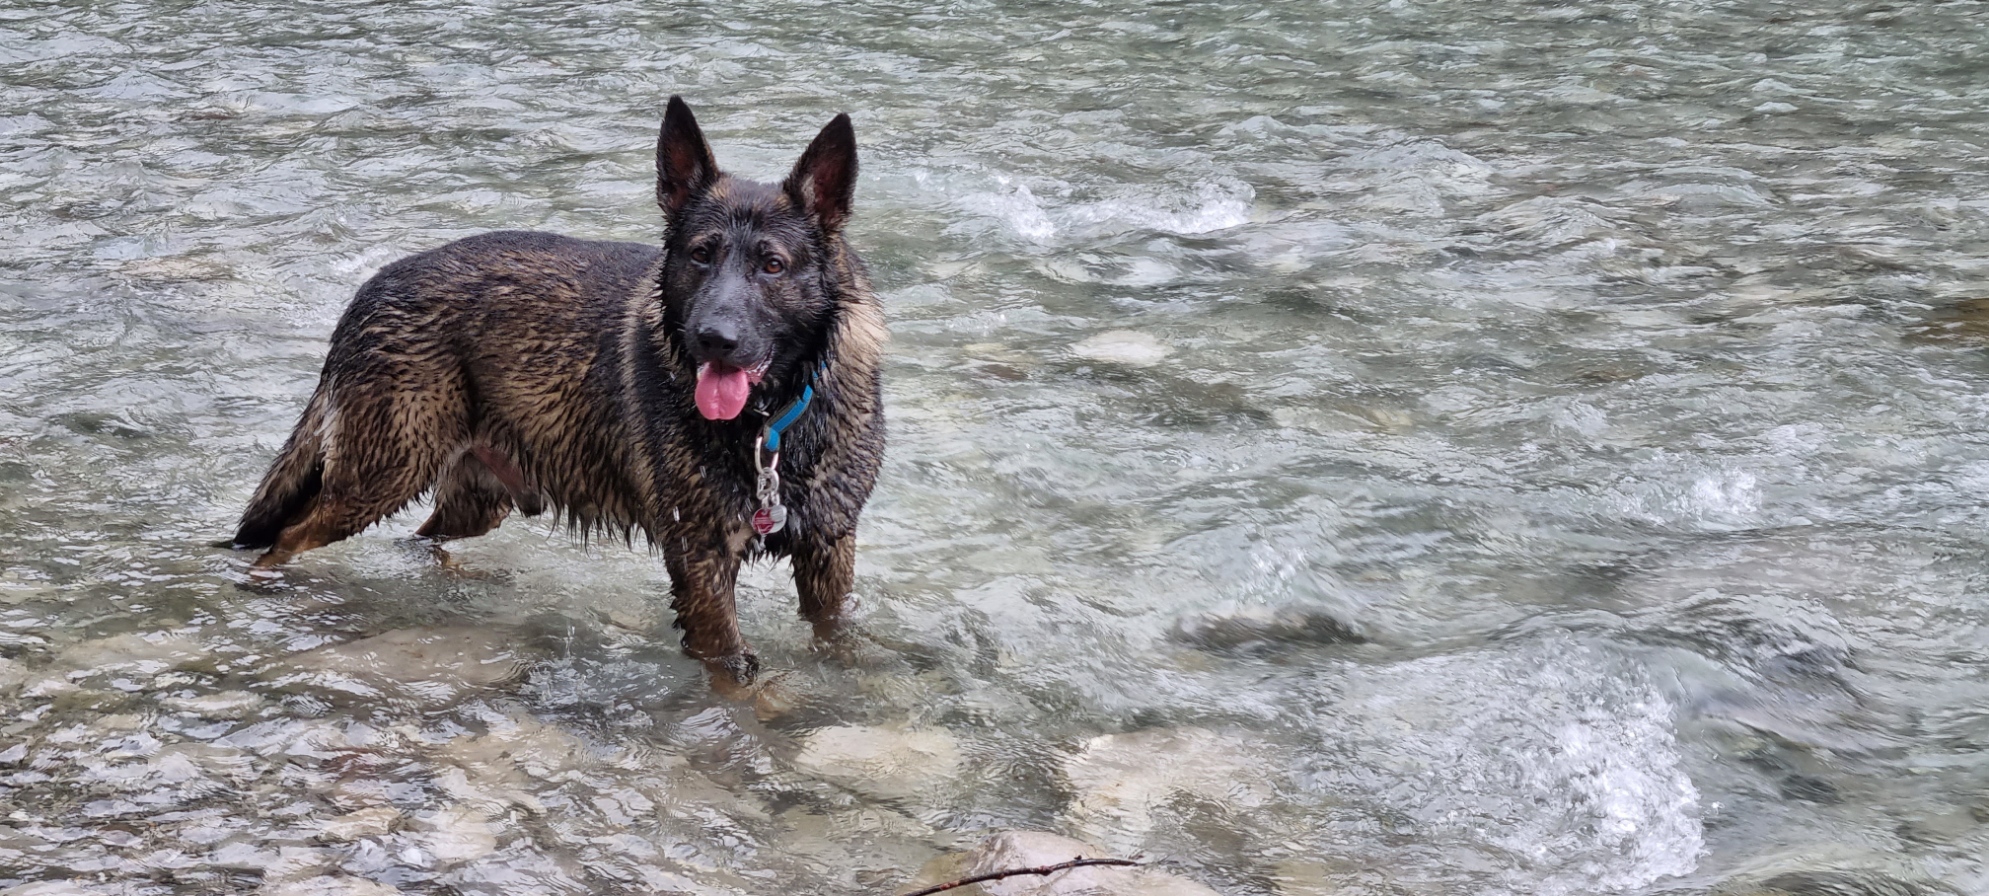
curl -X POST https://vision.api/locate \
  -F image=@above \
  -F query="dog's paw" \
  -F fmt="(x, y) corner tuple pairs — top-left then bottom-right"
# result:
(419, 542), (506, 582)
(702, 660), (802, 718)
(700, 653), (763, 703)
(704, 651), (760, 683)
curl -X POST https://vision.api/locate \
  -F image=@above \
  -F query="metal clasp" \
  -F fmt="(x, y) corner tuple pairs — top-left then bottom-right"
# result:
(750, 431), (788, 541)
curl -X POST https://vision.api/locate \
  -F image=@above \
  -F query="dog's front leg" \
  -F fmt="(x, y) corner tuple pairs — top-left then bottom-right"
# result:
(665, 546), (756, 683)
(791, 533), (856, 641)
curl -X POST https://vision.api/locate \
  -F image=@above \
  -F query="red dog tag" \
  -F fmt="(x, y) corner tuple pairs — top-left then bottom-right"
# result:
(751, 505), (787, 536)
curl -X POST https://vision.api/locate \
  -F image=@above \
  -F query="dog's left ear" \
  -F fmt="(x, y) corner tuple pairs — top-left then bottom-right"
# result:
(657, 96), (718, 217)
(783, 113), (858, 235)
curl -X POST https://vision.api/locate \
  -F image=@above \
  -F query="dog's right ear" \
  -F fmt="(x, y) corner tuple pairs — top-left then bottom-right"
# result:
(783, 113), (858, 235)
(656, 96), (717, 216)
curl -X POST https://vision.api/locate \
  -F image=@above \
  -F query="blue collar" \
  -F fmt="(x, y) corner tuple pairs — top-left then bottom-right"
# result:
(762, 361), (827, 453)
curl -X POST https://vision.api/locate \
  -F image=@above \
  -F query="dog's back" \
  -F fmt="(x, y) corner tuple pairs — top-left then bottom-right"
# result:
(234, 231), (661, 554)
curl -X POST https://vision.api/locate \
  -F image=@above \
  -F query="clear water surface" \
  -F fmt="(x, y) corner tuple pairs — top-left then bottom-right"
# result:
(2, 1), (1988, 894)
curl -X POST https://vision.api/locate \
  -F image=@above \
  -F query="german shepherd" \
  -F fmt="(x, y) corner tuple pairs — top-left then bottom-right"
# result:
(227, 97), (886, 683)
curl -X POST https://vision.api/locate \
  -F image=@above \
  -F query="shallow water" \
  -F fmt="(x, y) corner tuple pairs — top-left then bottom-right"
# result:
(4, 1), (1989, 894)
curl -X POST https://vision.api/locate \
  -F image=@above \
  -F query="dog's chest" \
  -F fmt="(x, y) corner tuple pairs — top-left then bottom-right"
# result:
(668, 426), (828, 545)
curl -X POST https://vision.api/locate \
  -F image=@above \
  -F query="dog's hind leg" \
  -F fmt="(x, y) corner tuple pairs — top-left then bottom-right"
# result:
(415, 451), (514, 541)
(251, 384), (466, 570)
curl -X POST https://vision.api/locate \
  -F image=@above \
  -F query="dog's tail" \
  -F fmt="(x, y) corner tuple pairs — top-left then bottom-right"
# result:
(229, 389), (332, 550)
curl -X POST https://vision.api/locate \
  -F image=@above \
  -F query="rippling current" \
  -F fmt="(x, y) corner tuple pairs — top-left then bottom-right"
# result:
(4, 2), (1989, 894)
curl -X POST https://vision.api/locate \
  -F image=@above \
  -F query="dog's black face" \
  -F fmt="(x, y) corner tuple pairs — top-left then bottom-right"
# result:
(653, 97), (858, 421)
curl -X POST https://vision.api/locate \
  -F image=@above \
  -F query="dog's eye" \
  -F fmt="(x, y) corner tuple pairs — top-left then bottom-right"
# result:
(762, 257), (785, 275)
(689, 246), (712, 264)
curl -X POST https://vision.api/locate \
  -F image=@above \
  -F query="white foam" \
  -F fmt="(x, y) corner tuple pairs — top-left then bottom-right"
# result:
(1319, 638), (1704, 895)
(1606, 463), (1766, 532)
(1338, 139), (1499, 213)
(956, 177), (1059, 244)
(954, 174), (1254, 246)
(1687, 469), (1762, 519)
(1062, 178), (1255, 237)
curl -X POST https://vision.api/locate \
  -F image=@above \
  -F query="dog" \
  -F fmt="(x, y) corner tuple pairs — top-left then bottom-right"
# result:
(227, 96), (886, 683)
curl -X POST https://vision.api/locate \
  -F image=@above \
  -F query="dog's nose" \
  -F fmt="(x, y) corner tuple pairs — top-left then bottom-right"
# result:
(695, 321), (740, 358)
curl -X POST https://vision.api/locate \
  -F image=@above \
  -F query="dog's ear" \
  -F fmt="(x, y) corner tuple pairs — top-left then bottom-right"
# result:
(656, 96), (717, 216)
(783, 113), (858, 234)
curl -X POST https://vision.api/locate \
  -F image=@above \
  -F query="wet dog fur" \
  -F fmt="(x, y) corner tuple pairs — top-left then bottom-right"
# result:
(227, 97), (886, 682)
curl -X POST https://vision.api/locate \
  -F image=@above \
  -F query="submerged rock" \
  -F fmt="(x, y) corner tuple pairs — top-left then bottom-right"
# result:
(792, 723), (962, 802)
(1905, 297), (1989, 345)
(1170, 602), (1367, 652)
(427, 711), (601, 814)
(233, 846), (337, 887)
(906, 831), (1220, 896)
(259, 876), (401, 896)
(328, 775), (394, 812)
(55, 631), (216, 675)
(154, 742), (259, 783)
(1270, 858), (1357, 896)
(1071, 330), (1171, 368)
(410, 804), (500, 867)
(0, 655), (25, 695)
(270, 626), (545, 706)
(1062, 727), (1275, 846)
(2, 883), (110, 896)
(1726, 870), (1959, 896)
(315, 807), (401, 843)
(160, 690), (265, 719)
(119, 254), (236, 283)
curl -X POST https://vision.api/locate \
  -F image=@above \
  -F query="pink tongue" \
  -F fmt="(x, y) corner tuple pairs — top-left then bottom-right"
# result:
(695, 362), (752, 420)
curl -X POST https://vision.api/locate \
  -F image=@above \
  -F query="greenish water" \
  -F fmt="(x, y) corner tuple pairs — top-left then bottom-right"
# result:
(3, 1), (1988, 894)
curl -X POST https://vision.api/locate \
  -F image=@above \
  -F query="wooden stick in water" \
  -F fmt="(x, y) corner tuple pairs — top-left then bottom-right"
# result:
(898, 856), (1144, 896)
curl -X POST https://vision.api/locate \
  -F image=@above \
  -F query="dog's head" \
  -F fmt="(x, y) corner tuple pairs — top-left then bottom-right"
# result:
(652, 96), (858, 422)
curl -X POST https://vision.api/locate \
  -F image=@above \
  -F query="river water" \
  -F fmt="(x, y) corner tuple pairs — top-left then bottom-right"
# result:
(4, 1), (1988, 894)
